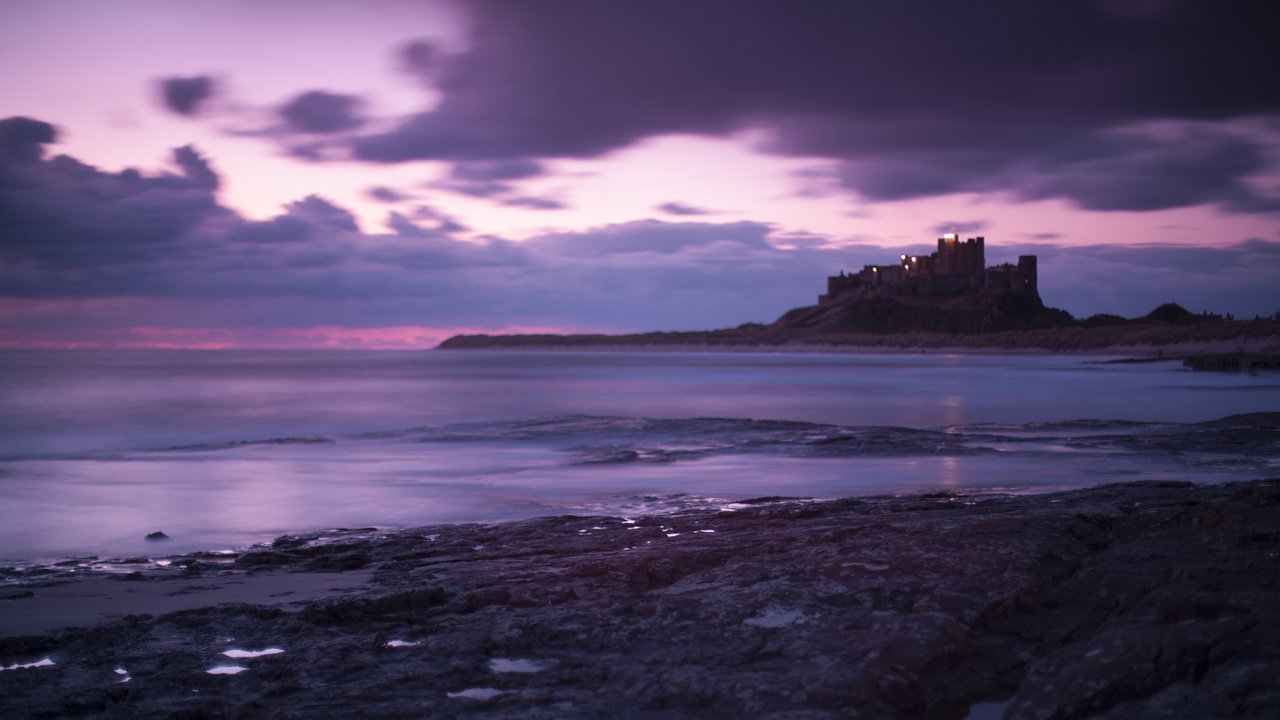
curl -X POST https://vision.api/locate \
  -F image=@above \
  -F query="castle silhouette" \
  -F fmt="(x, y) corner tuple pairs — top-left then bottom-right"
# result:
(820, 234), (1037, 304)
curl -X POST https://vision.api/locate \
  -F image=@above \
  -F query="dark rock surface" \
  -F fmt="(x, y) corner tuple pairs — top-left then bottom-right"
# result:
(2, 480), (1278, 718)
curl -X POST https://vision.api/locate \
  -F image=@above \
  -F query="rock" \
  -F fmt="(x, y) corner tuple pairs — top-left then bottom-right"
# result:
(145, 531), (169, 541)
(1, 480), (1277, 718)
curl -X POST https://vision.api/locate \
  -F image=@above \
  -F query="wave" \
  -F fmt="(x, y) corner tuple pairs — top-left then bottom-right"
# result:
(159, 436), (335, 452)
(140, 412), (1278, 467)
(351, 412), (1280, 466)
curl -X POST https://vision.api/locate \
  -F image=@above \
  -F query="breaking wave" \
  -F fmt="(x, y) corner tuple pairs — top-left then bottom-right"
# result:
(349, 412), (1280, 467)
(130, 413), (1279, 471)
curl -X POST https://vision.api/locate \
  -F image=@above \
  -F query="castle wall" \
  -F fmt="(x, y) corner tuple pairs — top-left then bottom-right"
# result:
(821, 236), (1037, 304)
(936, 234), (985, 276)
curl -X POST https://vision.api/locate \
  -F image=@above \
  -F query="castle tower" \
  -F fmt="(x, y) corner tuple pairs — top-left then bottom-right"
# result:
(937, 233), (985, 279)
(1017, 255), (1038, 296)
(937, 232), (958, 274)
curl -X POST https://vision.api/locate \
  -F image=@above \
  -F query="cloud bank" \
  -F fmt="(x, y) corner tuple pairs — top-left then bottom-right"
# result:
(3, 116), (1278, 348)
(340, 1), (1280, 214)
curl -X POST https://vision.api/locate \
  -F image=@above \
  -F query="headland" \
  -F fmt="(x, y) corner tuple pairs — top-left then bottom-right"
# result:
(440, 234), (1280, 356)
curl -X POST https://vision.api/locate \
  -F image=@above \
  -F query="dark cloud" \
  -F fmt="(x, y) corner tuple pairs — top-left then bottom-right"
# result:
(434, 159), (554, 207)
(283, 195), (359, 232)
(1018, 129), (1273, 212)
(0, 117), (225, 280)
(172, 145), (219, 190)
(436, 179), (509, 198)
(386, 211), (435, 237)
(503, 196), (564, 211)
(399, 39), (442, 78)
(367, 186), (411, 203)
(529, 220), (773, 257)
(4, 122), (1277, 337)
(0, 117), (57, 163)
(413, 205), (467, 233)
(451, 160), (543, 182)
(223, 214), (323, 246)
(382, 204), (474, 239)
(160, 76), (215, 116)
(345, 0), (1280, 214)
(658, 201), (711, 216)
(280, 91), (365, 134)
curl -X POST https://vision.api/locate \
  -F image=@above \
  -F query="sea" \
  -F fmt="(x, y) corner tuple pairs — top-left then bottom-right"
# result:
(1, 349), (1277, 570)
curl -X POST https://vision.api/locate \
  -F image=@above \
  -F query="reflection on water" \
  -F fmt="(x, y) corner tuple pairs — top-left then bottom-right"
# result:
(0, 350), (1276, 564)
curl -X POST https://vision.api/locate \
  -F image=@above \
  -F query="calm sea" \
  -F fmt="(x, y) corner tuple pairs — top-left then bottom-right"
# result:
(1, 349), (1277, 565)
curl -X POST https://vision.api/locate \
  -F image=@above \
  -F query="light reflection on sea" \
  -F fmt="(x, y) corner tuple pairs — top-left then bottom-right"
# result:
(0, 349), (1276, 563)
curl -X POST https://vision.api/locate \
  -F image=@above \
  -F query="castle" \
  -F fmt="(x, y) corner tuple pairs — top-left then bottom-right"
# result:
(819, 234), (1038, 303)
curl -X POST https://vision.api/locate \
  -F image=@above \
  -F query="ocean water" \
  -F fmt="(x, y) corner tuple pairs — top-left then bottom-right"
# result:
(1, 349), (1277, 565)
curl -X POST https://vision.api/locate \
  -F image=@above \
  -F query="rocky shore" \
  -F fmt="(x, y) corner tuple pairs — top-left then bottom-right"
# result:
(2, 479), (1278, 719)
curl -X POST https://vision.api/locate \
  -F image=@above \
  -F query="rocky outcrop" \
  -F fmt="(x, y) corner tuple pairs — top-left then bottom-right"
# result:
(2, 480), (1278, 718)
(773, 290), (1073, 335)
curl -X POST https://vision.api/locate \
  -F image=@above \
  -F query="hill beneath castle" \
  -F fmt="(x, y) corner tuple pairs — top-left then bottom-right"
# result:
(773, 287), (1072, 335)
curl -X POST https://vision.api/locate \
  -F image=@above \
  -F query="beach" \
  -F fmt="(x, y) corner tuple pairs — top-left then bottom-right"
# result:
(3, 479), (1278, 718)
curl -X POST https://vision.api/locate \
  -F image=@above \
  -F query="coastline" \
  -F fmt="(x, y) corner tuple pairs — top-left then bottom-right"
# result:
(3, 479), (1277, 718)
(437, 318), (1280, 358)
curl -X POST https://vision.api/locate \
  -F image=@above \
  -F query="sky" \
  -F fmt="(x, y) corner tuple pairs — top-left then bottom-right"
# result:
(1, 0), (1278, 349)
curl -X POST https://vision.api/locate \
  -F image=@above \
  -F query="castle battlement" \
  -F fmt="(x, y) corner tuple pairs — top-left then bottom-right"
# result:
(820, 234), (1037, 303)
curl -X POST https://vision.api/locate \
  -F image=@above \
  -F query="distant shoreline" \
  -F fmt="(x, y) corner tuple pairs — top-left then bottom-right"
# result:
(438, 318), (1280, 357)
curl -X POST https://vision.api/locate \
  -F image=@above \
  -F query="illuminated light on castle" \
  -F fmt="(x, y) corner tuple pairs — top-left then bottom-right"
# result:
(819, 235), (1038, 303)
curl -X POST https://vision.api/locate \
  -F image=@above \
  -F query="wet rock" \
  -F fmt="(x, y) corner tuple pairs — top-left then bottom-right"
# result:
(1, 479), (1277, 718)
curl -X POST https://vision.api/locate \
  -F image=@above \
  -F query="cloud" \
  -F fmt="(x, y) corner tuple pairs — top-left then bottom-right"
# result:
(386, 211), (435, 237)
(342, 1), (1280, 214)
(0, 116), (57, 163)
(528, 219), (774, 257)
(399, 38), (443, 79)
(172, 145), (220, 190)
(284, 195), (359, 231)
(160, 75), (215, 116)
(657, 201), (711, 216)
(451, 160), (543, 182)
(433, 159), (558, 208)
(4, 121), (1278, 346)
(387, 205), (469, 236)
(503, 196), (564, 210)
(367, 185), (411, 203)
(1018, 128), (1275, 212)
(279, 90), (365, 134)
(0, 117), (225, 281)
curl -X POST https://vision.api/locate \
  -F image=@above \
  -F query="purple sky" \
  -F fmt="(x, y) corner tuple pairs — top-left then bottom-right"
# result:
(2, 0), (1278, 348)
